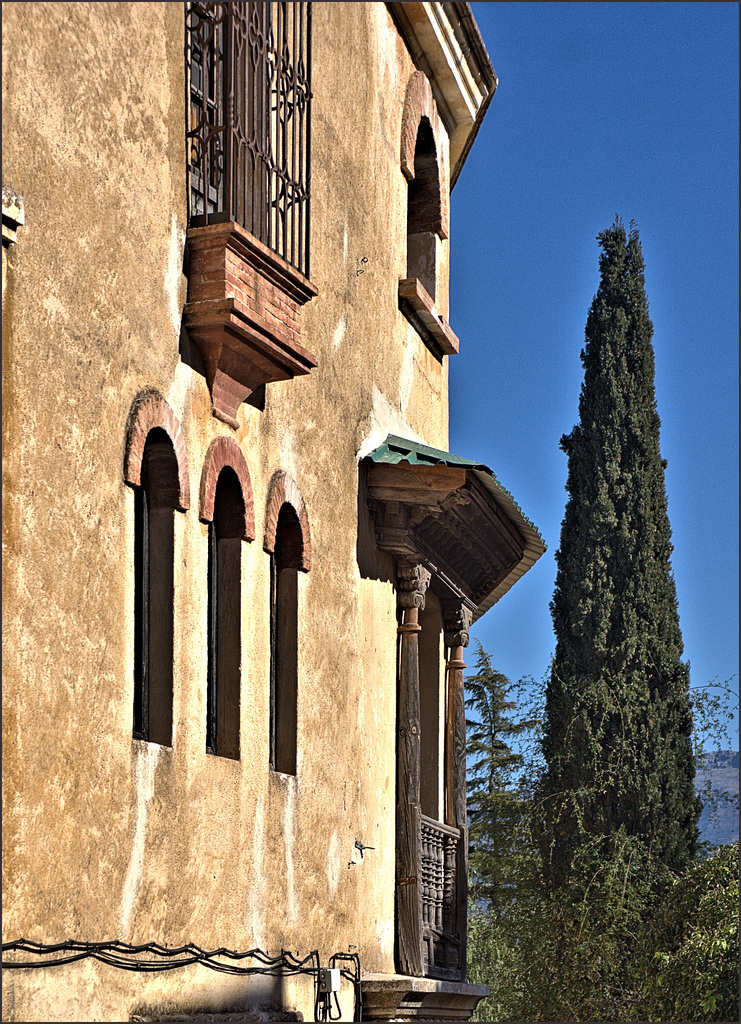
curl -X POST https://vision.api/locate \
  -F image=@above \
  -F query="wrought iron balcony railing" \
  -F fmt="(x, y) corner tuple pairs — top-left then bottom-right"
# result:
(186, 2), (312, 277)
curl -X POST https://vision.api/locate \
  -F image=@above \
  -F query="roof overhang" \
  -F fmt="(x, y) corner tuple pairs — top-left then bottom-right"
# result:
(386, 2), (498, 188)
(365, 436), (546, 621)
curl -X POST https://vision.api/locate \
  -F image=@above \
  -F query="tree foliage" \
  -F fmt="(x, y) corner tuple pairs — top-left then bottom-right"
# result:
(641, 843), (739, 1021)
(540, 218), (699, 883)
(468, 840), (740, 1022)
(465, 653), (739, 1022)
(465, 222), (737, 1024)
(465, 643), (535, 914)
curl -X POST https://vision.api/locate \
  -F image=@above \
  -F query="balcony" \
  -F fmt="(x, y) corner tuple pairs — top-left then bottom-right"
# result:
(421, 815), (461, 980)
(184, 3), (317, 426)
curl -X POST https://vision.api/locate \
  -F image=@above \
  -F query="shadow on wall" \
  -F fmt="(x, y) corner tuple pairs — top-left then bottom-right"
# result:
(356, 464), (396, 586)
(178, 325), (267, 412)
(130, 972), (302, 1021)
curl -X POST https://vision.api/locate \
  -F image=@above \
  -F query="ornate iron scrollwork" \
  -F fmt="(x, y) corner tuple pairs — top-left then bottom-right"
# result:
(187, 2), (312, 276)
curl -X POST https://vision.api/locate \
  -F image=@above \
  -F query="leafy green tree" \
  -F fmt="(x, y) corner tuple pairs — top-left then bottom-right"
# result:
(540, 218), (699, 884)
(466, 655), (738, 1022)
(466, 908), (518, 1022)
(469, 839), (740, 1023)
(640, 843), (739, 1022)
(465, 643), (534, 914)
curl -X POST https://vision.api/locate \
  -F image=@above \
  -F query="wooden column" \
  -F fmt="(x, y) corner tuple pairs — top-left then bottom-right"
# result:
(395, 563), (430, 978)
(444, 603), (472, 977)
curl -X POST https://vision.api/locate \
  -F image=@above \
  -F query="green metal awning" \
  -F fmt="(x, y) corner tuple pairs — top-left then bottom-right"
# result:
(365, 435), (546, 621)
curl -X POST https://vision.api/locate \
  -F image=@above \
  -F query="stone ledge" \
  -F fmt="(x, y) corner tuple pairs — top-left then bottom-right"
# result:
(398, 278), (459, 359)
(360, 974), (489, 1021)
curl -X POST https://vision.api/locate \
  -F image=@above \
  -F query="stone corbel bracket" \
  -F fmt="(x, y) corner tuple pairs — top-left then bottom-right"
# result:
(398, 276), (459, 358)
(184, 222), (318, 428)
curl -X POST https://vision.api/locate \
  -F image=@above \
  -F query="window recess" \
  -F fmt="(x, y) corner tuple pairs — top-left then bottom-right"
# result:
(207, 467), (245, 759)
(262, 471), (311, 776)
(133, 429), (180, 746)
(269, 504), (302, 775)
(399, 118), (458, 359)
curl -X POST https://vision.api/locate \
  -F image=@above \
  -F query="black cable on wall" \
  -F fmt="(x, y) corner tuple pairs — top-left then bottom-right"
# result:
(1, 940), (362, 1021)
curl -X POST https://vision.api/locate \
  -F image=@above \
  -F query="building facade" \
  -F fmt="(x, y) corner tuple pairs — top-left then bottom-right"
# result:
(2, 4), (544, 1021)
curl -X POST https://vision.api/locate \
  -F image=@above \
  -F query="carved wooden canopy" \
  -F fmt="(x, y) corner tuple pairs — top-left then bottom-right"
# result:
(365, 435), (545, 620)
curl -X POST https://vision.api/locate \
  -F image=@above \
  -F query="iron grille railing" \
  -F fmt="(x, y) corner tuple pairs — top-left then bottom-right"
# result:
(420, 814), (460, 977)
(186, 2), (312, 277)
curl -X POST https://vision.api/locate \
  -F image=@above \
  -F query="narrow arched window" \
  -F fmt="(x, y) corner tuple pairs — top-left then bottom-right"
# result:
(134, 428), (179, 746)
(207, 467), (244, 759)
(407, 118), (442, 300)
(270, 504), (303, 775)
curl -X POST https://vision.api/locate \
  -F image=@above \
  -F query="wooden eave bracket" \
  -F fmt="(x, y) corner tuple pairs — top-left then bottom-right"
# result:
(399, 277), (460, 358)
(184, 222), (318, 427)
(366, 461), (526, 612)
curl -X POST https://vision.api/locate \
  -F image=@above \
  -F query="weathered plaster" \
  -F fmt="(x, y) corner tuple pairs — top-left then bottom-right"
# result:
(120, 743), (161, 938)
(2, 2), (466, 1019)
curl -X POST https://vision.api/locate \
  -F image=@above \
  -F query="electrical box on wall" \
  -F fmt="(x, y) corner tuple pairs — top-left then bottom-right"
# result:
(318, 967), (341, 993)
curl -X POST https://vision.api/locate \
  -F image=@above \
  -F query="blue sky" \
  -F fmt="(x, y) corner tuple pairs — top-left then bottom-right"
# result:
(449, 2), (739, 745)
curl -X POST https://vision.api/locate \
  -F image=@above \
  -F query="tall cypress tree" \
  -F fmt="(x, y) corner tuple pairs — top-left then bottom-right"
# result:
(540, 219), (699, 885)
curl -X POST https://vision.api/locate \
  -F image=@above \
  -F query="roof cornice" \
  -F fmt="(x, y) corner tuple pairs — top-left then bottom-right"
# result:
(386, 2), (498, 188)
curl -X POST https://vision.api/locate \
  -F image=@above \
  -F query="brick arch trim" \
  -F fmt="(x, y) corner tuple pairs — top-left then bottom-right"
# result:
(199, 436), (255, 542)
(124, 390), (190, 510)
(263, 470), (312, 572)
(400, 70), (449, 239)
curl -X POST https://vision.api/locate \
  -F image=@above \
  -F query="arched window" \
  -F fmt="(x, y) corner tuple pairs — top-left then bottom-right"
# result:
(270, 504), (303, 775)
(263, 471), (311, 776)
(199, 436), (254, 758)
(125, 392), (190, 747)
(398, 73), (457, 358)
(133, 428), (180, 746)
(407, 118), (443, 300)
(207, 467), (245, 759)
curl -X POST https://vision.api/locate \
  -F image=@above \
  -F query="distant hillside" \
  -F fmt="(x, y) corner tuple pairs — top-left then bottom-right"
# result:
(695, 750), (739, 847)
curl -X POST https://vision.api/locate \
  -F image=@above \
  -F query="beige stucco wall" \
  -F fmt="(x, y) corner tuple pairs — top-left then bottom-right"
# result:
(2, 3), (455, 1020)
